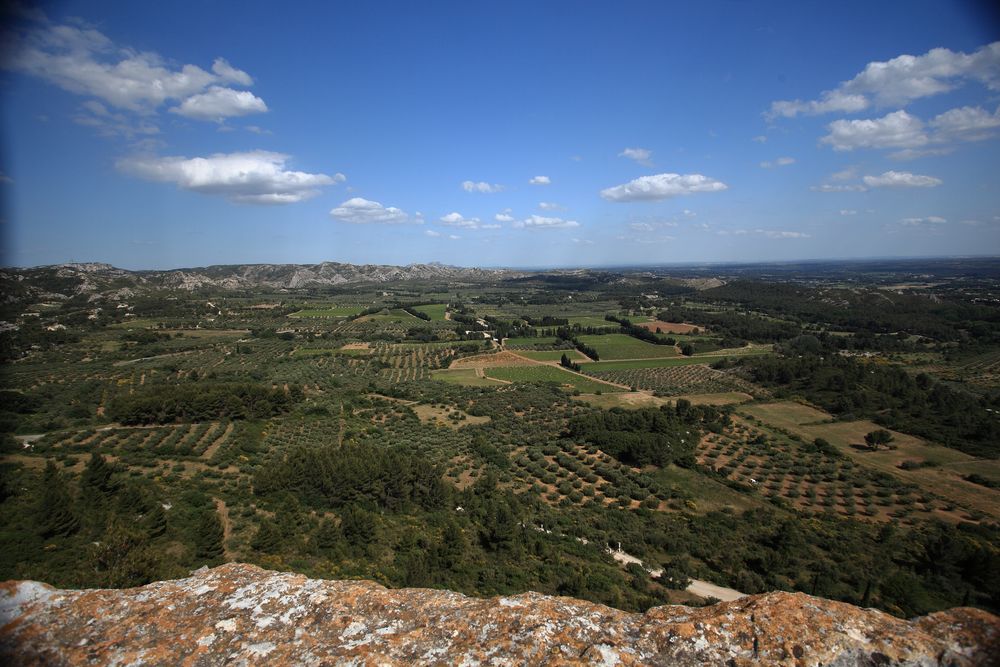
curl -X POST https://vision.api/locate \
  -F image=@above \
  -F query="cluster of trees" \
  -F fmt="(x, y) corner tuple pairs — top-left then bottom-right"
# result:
(702, 280), (1000, 344)
(109, 382), (301, 425)
(0, 454), (223, 589)
(741, 354), (1000, 457)
(567, 403), (724, 467)
(560, 353), (582, 372)
(253, 442), (449, 512)
(658, 306), (798, 343)
(554, 329), (600, 360)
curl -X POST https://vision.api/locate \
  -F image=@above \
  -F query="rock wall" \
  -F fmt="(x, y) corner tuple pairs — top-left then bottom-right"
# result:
(2, 563), (998, 666)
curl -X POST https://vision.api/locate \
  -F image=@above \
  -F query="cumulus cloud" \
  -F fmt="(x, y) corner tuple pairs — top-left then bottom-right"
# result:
(424, 229), (441, 237)
(821, 106), (1000, 153)
(4, 20), (264, 122)
(538, 202), (564, 211)
(529, 175), (551, 185)
(760, 156), (796, 168)
(494, 209), (514, 223)
(440, 212), (482, 229)
(330, 197), (413, 224)
(618, 147), (653, 167)
(600, 173), (728, 202)
(862, 171), (942, 188)
(821, 110), (929, 151)
(768, 41), (1000, 116)
(513, 215), (580, 230)
(170, 86), (267, 122)
(462, 180), (503, 193)
(929, 104), (1000, 141)
(119, 150), (338, 204)
(768, 91), (869, 119)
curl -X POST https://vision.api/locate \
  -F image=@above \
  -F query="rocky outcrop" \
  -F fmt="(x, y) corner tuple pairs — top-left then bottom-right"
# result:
(1, 564), (998, 666)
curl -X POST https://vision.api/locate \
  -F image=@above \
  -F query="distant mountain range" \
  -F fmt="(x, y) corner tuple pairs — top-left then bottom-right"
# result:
(0, 262), (516, 301)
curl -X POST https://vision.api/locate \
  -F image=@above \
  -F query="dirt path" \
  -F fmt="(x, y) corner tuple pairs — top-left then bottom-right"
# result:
(213, 497), (233, 562)
(607, 546), (745, 601)
(201, 422), (234, 460)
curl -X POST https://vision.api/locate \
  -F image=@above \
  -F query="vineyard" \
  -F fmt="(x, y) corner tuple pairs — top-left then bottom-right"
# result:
(696, 419), (955, 525)
(585, 363), (761, 396)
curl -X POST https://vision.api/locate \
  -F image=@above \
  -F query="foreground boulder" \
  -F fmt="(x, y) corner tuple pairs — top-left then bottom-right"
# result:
(1, 563), (997, 665)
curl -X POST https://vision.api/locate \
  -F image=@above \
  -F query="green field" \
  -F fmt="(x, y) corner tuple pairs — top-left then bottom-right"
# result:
(515, 349), (588, 362)
(484, 365), (624, 393)
(577, 334), (679, 360)
(414, 303), (449, 320)
(291, 306), (363, 318)
(430, 369), (507, 386)
(503, 336), (562, 348)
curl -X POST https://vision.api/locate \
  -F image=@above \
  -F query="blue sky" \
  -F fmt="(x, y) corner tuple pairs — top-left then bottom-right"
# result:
(1, 1), (999, 269)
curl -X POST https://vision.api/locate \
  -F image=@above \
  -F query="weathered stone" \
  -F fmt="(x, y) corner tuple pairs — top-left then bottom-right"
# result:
(1, 563), (997, 666)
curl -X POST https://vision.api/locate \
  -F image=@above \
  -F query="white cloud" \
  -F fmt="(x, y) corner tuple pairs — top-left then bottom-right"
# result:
(440, 212), (482, 229)
(529, 175), (551, 185)
(821, 110), (929, 151)
(760, 156), (796, 168)
(245, 125), (272, 135)
(5, 20), (264, 121)
(810, 184), (868, 192)
(448, 234), (460, 240)
(752, 135), (768, 143)
(513, 214), (580, 230)
(768, 90), (869, 119)
(330, 197), (413, 224)
(600, 173), (728, 202)
(900, 216), (947, 226)
(461, 180), (503, 193)
(830, 167), (858, 181)
(572, 238), (594, 245)
(929, 104), (1000, 141)
(211, 58), (253, 86)
(618, 147), (653, 167)
(768, 41), (1000, 116)
(425, 229), (441, 237)
(840, 209), (857, 216)
(494, 209), (514, 223)
(862, 171), (942, 188)
(538, 201), (564, 211)
(119, 150), (338, 204)
(170, 86), (267, 122)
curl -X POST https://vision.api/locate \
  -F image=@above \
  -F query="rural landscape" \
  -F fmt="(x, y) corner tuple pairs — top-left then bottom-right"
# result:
(2, 2), (1000, 662)
(1, 257), (997, 620)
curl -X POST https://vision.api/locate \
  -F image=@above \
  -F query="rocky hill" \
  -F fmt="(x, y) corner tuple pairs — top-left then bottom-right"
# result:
(0, 261), (514, 301)
(2, 563), (997, 666)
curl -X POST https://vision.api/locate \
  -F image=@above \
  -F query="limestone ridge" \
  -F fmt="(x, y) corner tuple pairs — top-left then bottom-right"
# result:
(1, 564), (998, 666)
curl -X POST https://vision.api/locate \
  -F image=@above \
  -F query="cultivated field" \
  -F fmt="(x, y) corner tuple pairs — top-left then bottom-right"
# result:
(484, 365), (626, 393)
(577, 334), (679, 360)
(741, 401), (1000, 521)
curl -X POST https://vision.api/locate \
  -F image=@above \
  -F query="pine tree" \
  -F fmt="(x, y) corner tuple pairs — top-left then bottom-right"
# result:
(38, 461), (80, 539)
(194, 508), (225, 563)
(251, 519), (282, 554)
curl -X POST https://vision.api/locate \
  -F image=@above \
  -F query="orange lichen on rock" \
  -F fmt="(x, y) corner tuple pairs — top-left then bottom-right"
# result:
(2, 563), (998, 665)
